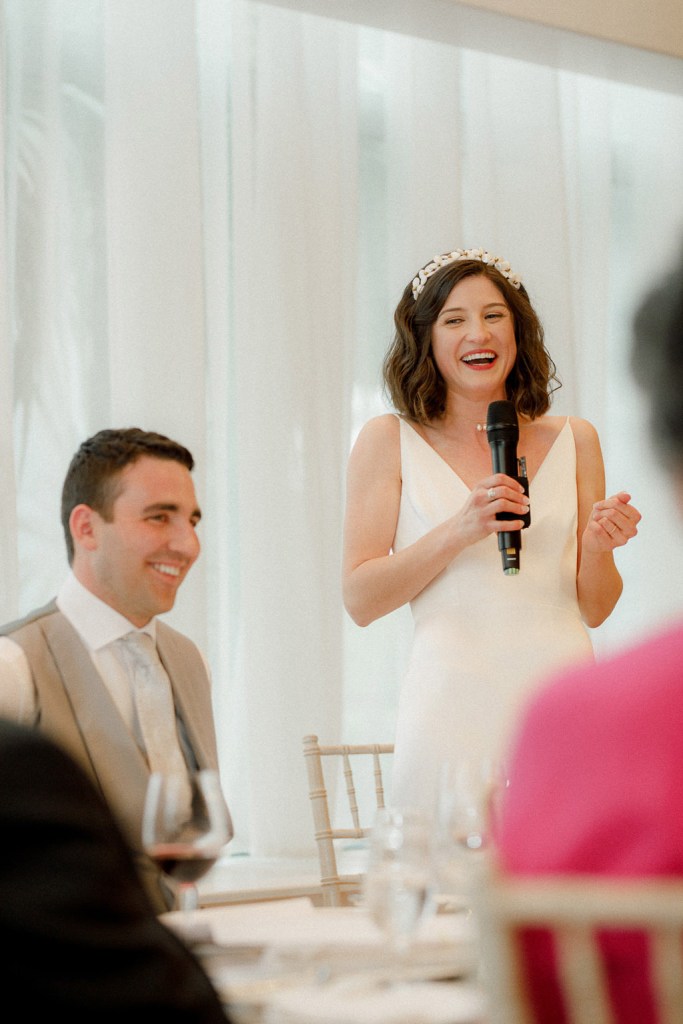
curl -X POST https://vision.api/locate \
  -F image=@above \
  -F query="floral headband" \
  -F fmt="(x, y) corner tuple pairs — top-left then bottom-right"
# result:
(411, 248), (523, 301)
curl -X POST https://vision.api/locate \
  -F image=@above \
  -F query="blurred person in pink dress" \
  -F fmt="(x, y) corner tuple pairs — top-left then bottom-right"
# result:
(497, 246), (683, 1024)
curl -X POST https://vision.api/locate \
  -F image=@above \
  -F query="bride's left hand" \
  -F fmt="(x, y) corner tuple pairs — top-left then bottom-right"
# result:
(584, 490), (641, 550)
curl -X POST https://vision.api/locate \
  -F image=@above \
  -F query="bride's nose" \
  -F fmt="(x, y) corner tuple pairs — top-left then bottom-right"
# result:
(465, 317), (492, 343)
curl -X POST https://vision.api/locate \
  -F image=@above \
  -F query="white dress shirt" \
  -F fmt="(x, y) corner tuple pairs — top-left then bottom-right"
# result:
(0, 574), (160, 751)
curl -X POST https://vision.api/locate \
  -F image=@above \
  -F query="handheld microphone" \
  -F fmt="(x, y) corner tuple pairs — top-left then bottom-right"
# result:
(486, 400), (530, 575)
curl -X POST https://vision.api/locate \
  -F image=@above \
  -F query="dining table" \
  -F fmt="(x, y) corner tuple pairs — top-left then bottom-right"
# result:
(161, 893), (487, 1023)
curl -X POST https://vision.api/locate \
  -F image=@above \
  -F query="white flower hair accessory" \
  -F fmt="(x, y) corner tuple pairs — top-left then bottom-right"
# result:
(411, 248), (523, 301)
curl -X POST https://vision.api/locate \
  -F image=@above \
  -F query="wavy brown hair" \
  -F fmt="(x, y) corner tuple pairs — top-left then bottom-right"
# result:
(383, 258), (561, 424)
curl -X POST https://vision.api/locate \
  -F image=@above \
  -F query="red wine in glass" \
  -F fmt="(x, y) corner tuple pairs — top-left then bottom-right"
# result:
(146, 843), (218, 884)
(142, 770), (230, 913)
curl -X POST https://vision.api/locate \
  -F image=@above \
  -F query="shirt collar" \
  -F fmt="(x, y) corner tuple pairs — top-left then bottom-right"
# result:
(56, 572), (157, 652)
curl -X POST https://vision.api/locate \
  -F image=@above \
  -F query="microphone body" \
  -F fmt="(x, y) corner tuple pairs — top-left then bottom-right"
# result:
(486, 401), (530, 575)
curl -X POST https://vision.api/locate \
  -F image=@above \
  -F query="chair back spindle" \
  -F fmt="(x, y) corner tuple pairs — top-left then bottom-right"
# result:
(474, 866), (683, 1024)
(302, 734), (394, 906)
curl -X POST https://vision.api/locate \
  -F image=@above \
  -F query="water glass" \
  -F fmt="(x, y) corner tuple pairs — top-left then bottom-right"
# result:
(363, 807), (431, 956)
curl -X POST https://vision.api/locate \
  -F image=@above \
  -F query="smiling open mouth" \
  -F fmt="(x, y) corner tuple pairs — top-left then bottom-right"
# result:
(462, 351), (496, 365)
(152, 563), (181, 578)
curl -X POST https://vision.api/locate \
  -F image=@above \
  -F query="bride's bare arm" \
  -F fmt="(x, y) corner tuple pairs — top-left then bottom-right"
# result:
(573, 417), (640, 627)
(342, 415), (527, 626)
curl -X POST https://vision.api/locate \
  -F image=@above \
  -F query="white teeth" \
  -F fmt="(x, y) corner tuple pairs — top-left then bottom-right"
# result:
(463, 351), (495, 363)
(153, 563), (180, 577)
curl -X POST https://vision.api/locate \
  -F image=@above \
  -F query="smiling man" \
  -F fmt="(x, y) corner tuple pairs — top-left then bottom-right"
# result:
(0, 428), (232, 911)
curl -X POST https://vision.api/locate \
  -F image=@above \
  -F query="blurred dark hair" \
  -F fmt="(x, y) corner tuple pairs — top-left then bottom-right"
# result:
(61, 428), (194, 564)
(384, 258), (561, 424)
(631, 249), (683, 473)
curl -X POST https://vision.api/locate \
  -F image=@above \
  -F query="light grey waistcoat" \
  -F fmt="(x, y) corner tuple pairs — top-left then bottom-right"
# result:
(2, 600), (222, 912)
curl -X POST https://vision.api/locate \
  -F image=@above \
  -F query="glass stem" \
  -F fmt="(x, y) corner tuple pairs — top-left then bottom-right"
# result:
(178, 883), (199, 913)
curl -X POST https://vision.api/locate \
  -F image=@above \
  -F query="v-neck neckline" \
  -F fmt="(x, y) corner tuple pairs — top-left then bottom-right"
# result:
(400, 416), (570, 491)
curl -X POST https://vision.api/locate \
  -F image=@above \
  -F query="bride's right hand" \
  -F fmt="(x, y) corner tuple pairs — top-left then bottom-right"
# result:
(452, 474), (529, 548)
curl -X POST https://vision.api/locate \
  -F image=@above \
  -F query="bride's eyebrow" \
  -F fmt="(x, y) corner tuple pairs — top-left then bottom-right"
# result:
(440, 302), (508, 314)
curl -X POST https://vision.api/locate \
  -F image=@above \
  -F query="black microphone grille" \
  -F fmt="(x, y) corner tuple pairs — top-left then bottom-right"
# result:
(486, 400), (518, 431)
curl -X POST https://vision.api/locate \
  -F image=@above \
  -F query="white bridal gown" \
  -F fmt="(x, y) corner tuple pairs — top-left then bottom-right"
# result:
(390, 415), (594, 817)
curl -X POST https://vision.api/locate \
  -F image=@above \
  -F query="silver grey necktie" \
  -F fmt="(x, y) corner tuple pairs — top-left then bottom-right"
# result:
(117, 631), (189, 781)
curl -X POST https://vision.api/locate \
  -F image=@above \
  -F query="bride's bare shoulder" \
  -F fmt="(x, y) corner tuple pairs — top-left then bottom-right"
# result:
(567, 416), (602, 460)
(353, 413), (401, 449)
(347, 413), (403, 477)
(531, 415), (601, 458)
(567, 415), (599, 441)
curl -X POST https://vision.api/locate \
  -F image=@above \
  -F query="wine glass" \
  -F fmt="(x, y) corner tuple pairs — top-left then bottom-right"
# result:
(142, 769), (230, 913)
(363, 807), (432, 959)
(433, 757), (507, 905)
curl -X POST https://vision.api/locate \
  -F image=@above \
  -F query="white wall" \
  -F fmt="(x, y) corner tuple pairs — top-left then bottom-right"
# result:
(451, 0), (683, 59)
(255, 0), (683, 93)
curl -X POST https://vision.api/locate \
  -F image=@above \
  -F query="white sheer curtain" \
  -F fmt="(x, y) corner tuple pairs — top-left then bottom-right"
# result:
(220, 1), (360, 854)
(1, 0), (682, 859)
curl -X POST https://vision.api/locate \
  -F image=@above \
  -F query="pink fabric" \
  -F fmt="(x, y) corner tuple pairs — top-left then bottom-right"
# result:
(497, 619), (683, 1024)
